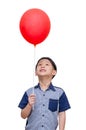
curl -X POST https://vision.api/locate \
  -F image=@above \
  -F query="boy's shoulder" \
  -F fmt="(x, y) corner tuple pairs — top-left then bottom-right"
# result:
(54, 85), (65, 95)
(25, 87), (33, 95)
(54, 86), (64, 91)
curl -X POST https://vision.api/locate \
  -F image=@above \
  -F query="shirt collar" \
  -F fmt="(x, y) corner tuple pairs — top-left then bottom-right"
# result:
(34, 83), (56, 91)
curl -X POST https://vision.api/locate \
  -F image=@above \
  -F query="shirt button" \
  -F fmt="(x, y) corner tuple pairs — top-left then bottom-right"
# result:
(43, 104), (45, 106)
(42, 125), (44, 127)
(43, 94), (45, 96)
(42, 114), (44, 117)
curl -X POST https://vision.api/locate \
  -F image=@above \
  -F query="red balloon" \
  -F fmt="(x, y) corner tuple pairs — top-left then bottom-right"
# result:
(19, 8), (51, 46)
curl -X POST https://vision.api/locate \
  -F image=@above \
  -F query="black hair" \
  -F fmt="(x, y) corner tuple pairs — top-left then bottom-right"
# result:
(35, 57), (57, 78)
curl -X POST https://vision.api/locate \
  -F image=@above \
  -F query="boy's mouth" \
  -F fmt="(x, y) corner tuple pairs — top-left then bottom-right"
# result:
(40, 69), (46, 72)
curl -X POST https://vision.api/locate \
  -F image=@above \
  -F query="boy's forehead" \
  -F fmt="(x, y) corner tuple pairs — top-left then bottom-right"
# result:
(38, 59), (51, 63)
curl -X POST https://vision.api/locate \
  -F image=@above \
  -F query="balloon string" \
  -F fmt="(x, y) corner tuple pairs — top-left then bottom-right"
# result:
(32, 46), (36, 110)
(32, 46), (36, 94)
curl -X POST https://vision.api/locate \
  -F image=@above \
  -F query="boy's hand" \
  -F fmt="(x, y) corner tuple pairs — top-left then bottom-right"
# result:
(28, 94), (36, 107)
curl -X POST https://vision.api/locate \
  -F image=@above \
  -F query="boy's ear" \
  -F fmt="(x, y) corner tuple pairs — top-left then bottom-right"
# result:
(52, 70), (57, 76)
(35, 70), (37, 76)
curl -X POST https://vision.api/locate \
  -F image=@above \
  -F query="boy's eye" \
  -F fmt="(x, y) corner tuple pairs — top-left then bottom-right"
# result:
(38, 63), (42, 66)
(37, 62), (50, 66)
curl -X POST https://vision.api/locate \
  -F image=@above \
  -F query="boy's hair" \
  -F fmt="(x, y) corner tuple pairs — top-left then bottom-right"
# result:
(35, 57), (57, 78)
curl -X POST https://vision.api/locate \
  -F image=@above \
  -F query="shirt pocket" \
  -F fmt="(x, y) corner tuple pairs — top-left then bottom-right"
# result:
(48, 98), (58, 112)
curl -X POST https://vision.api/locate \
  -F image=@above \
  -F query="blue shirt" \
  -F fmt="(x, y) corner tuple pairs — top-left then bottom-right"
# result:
(18, 83), (71, 130)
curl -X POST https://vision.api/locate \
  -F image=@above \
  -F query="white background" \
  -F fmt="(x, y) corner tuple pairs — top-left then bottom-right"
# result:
(0, 0), (86, 130)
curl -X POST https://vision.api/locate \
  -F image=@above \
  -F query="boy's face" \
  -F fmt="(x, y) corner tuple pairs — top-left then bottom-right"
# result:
(35, 59), (57, 78)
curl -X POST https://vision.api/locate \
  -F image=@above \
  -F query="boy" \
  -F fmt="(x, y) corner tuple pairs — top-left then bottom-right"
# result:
(18, 57), (71, 130)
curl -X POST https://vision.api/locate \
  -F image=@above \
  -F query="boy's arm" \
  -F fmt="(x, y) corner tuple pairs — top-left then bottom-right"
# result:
(59, 111), (66, 130)
(21, 94), (36, 119)
(21, 103), (32, 119)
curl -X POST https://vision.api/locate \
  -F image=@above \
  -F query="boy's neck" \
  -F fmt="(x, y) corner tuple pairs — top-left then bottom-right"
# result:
(38, 77), (52, 91)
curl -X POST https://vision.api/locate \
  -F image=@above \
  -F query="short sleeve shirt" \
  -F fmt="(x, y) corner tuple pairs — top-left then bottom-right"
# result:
(18, 83), (71, 130)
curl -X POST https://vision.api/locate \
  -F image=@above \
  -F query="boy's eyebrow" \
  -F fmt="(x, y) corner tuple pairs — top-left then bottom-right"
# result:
(38, 60), (51, 64)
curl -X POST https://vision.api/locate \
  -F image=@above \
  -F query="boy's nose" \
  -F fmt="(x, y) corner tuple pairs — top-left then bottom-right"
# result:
(41, 64), (45, 68)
